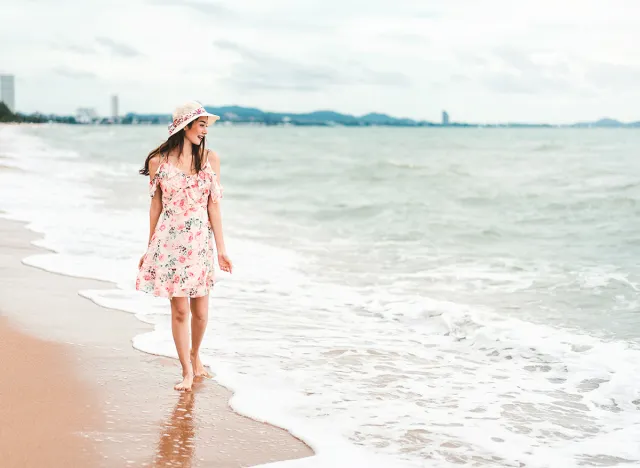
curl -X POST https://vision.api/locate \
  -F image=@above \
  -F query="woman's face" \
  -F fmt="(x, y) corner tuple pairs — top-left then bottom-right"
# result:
(184, 117), (209, 145)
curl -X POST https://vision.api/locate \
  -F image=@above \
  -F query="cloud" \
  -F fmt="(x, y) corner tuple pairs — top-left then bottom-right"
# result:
(213, 40), (410, 91)
(455, 52), (489, 67)
(55, 43), (97, 55)
(493, 47), (540, 74)
(378, 32), (431, 45)
(96, 37), (142, 58)
(149, 0), (234, 16)
(3, 0), (640, 122)
(586, 62), (640, 90)
(481, 72), (573, 95)
(469, 47), (576, 95)
(213, 40), (344, 91)
(53, 67), (97, 80)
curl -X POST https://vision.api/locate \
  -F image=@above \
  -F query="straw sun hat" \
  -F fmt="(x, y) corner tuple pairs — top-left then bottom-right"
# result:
(167, 101), (220, 137)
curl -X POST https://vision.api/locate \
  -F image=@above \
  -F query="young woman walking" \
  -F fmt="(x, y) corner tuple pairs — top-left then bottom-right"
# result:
(136, 101), (232, 392)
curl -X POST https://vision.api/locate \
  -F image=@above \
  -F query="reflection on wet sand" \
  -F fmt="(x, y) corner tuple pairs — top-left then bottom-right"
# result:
(153, 389), (196, 467)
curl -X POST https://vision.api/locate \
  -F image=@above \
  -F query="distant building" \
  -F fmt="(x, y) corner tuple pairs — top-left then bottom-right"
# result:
(76, 107), (99, 124)
(111, 95), (119, 122)
(442, 110), (449, 126)
(0, 74), (15, 112)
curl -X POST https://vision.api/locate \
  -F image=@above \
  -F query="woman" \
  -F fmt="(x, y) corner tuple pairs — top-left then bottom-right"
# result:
(136, 101), (233, 392)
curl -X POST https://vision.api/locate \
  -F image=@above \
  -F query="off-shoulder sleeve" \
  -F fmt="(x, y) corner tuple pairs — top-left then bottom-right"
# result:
(210, 177), (223, 203)
(149, 172), (160, 198)
(149, 162), (166, 198)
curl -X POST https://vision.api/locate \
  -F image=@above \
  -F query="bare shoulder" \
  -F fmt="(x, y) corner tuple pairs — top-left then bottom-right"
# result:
(206, 149), (220, 165)
(206, 149), (221, 175)
(148, 153), (162, 177)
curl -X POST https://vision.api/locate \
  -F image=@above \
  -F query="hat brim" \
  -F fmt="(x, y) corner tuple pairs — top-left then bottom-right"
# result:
(168, 112), (220, 137)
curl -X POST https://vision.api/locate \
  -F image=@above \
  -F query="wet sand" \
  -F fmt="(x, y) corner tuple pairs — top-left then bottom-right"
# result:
(0, 217), (314, 467)
(0, 315), (100, 467)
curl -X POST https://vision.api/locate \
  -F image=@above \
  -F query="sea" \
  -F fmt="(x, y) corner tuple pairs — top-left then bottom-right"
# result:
(1, 123), (639, 468)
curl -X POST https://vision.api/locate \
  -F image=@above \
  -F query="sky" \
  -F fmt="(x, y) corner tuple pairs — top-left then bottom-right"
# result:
(1, 0), (639, 123)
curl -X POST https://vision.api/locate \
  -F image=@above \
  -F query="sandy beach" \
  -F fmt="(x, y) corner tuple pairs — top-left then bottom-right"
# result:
(0, 217), (313, 467)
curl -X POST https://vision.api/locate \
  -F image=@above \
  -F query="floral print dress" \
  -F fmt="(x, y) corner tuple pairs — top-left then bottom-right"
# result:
(136, 157), (223, 298)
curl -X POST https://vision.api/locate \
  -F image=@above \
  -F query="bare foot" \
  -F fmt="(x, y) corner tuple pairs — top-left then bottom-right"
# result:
(190, 351), (212, 378)
(174, 372), (194, 392)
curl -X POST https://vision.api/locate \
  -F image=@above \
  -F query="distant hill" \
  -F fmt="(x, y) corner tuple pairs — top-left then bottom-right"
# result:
(571, 118), (640, 128)
(204, 106), (425, 126)
(208, 105), (265, 118)
(105, 106), (640, 128)
(360, 113), (398, 124)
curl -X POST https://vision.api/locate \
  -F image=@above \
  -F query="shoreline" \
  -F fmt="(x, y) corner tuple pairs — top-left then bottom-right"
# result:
(0, 216), (313, 467)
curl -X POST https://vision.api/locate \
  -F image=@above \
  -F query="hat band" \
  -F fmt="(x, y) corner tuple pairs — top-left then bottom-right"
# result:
(168, 107), (206, 135)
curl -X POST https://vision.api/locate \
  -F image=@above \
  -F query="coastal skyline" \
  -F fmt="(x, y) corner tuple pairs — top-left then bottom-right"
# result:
(4, 98), (638, 128)
(2, 0), (640, 124)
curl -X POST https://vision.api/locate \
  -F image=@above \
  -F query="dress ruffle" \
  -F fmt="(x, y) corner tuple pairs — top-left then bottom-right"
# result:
(210, 178), (223, 203)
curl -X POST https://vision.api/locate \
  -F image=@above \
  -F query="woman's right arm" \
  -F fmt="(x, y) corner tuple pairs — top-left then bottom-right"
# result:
(147, 156), (163, 245)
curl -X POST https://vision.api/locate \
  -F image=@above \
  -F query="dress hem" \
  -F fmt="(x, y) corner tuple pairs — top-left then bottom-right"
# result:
(135, 286), (212, 300)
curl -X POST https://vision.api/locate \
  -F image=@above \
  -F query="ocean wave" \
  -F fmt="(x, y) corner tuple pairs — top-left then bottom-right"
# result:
(2, 124), (640, 467)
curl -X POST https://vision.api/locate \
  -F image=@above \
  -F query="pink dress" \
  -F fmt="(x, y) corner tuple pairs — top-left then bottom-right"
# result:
(136, 158), (223, 298)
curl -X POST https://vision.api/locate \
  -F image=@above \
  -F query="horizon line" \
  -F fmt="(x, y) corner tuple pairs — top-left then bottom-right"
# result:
(5, 101), (639, 127)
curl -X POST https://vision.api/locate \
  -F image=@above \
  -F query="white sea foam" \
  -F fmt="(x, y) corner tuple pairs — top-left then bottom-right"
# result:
(2, 125), (640, 467)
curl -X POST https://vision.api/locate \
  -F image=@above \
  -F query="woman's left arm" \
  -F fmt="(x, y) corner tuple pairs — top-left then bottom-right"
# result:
(206, 150), (232, 273)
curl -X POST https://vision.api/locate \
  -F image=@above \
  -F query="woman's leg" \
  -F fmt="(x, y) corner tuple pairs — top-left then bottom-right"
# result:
(170, 297), (194, 391)
(190, 295), (211, 377)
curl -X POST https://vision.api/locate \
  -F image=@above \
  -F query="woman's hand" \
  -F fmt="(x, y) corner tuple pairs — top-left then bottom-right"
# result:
(138, 254), (145, 269)
(218, 251), (233, 274)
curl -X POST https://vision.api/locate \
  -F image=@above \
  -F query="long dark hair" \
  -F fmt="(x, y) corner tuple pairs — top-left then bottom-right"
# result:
(139, 121), (205, 176)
